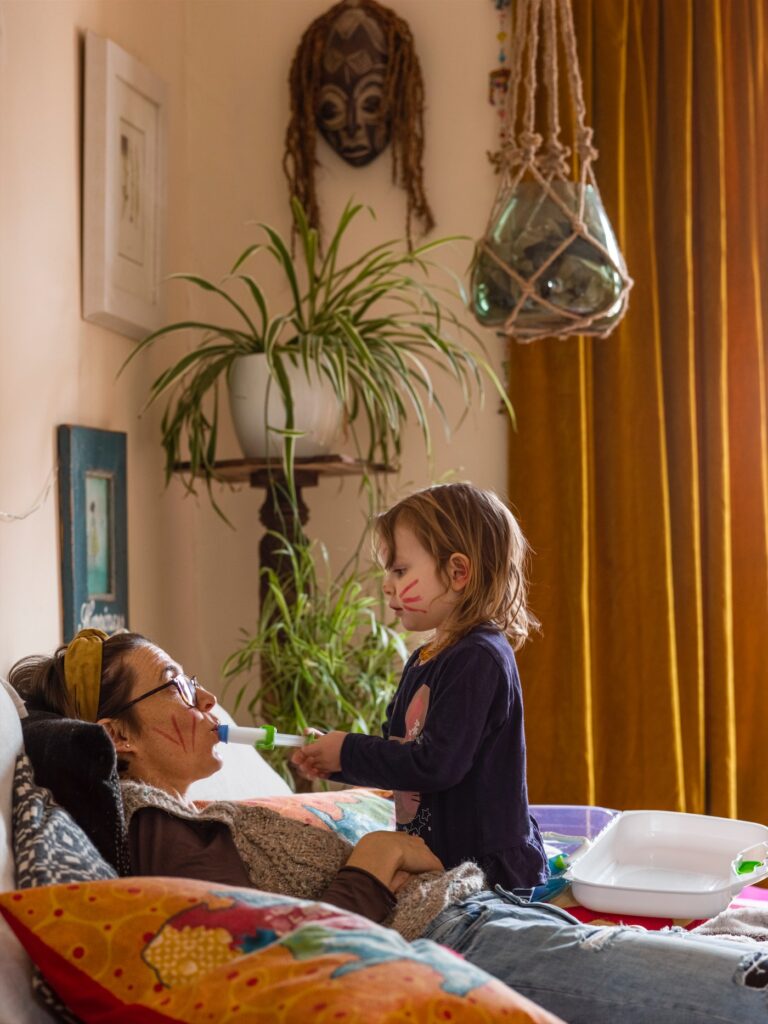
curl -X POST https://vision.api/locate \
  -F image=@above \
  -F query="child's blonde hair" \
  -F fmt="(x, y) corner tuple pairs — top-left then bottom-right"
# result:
(374, 482), (539, 651)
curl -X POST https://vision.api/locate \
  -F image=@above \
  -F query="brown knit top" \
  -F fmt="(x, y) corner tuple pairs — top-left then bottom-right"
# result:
(120, 781), (486, 941)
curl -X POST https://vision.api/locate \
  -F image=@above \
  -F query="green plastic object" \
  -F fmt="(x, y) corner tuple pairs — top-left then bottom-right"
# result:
(255, 724), (276, 751)
(736, 859), (763, 875)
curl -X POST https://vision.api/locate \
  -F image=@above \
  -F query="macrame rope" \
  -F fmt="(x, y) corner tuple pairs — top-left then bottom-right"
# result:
(505, 0), (528, 145)
(479, 0), (632, 341)
(515, 0), (542, 169)
(542, 0), (569, 178)
(558, 0), (598, 165)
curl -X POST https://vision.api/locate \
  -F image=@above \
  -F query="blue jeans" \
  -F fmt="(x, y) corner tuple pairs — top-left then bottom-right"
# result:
(422, 889), (768, 1023)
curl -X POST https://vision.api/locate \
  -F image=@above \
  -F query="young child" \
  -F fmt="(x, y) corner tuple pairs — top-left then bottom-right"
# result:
(292, 481), (548, 891)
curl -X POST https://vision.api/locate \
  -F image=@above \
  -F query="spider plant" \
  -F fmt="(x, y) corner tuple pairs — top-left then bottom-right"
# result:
(222, 532), (408, 787)
(123, 196), (514, 506)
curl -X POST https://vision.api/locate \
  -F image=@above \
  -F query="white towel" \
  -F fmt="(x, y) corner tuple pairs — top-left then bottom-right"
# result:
(693, 905), (768, 943)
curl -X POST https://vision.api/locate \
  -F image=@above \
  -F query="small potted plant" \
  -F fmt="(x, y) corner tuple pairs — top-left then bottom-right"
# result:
(124, 197), (514, 505)
(223, 533), (408, 788)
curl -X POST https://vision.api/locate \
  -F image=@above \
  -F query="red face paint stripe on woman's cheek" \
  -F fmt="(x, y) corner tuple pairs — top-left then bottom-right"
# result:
(151, 725), (187, 750)
(171, 716), (188, 751)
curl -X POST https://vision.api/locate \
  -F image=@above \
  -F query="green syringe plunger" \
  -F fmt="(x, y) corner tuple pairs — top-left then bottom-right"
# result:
(217, 723), (306, 751)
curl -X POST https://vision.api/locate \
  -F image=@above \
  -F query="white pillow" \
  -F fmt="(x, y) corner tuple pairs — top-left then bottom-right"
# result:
(187, 706), (292, 801)
(0, 679), (58, 1023)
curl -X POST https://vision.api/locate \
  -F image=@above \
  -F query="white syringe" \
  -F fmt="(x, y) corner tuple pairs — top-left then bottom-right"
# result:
(217, 723), (307, 750)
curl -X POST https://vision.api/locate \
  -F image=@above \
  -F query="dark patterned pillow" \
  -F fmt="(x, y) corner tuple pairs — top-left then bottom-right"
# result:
(12, 754), (118, 1023)
(21, 710), (130, 875)
(12, 754), (117, 888)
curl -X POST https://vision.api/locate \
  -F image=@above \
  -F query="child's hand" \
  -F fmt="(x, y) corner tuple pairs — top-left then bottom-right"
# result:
(289, 728), (329, 780)
(291, 730), (346, 778)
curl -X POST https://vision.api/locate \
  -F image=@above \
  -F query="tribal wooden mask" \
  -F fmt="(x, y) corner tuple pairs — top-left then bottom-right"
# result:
(285, 0), (435, 245)
(316, 4), (390, 166)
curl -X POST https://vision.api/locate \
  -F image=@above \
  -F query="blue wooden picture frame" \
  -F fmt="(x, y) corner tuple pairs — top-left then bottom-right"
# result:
(58, 425), (128, 641)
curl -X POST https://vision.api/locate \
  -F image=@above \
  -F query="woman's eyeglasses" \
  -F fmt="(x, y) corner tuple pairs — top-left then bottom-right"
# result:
(112, 674), (199, 716)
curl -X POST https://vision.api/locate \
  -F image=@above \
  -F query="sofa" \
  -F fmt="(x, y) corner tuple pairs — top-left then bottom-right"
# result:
(0, 678), (561, 1024)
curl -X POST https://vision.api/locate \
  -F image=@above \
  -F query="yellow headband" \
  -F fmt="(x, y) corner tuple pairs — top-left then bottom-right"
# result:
(64, 628), (109, 722)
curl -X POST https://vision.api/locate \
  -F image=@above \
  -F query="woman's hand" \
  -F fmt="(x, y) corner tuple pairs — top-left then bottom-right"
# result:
(291, 730), (346, 779)
(345, 831), (444, 892)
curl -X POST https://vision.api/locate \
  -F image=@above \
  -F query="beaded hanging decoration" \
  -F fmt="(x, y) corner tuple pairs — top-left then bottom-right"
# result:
(488, 0), (513, 159)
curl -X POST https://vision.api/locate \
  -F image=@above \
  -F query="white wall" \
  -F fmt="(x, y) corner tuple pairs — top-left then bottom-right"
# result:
(0, 0), (508, 708)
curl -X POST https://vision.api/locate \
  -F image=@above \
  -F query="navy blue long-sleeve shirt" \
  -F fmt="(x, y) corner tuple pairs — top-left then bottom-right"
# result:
(337, 626), (547, 889)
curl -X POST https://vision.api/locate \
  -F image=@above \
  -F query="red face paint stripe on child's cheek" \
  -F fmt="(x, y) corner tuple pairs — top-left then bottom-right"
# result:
(400, 579), (419, 596)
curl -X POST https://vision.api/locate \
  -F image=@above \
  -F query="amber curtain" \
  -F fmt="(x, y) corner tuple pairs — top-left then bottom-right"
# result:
(509, 0), (768, 820)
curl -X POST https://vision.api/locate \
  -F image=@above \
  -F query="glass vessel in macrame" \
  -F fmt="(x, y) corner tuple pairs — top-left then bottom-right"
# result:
(471, 0), (631, 342)
(472, 177), (628, 339)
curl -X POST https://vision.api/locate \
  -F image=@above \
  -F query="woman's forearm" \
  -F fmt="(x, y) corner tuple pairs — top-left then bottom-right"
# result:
(345, 832), (404, 889)
(318, 866), (396, 922)
(344, 830), (445, 892)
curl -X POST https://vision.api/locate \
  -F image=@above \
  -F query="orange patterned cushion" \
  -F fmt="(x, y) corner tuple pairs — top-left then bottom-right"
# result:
(0, 876), (562, 1024)
(231, 788), (395, 841)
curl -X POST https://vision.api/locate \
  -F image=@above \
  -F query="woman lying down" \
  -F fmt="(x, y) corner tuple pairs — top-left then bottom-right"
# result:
(10, 629), (768, 1024)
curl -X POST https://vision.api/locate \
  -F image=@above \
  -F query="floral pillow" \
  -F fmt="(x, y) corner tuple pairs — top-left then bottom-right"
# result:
(233, 788), (395, 843)
(0, 876), (562, 1024)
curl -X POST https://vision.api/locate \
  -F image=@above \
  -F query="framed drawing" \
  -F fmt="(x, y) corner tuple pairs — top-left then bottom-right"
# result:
(58, 425), (129, 642)
(82, 31), (167, 340)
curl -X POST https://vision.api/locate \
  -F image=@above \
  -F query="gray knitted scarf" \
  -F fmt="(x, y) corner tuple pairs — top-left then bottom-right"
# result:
(120, 781), (485, 941)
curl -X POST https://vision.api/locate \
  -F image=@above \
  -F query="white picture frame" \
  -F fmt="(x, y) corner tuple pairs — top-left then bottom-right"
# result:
(82, 31), (167, 341)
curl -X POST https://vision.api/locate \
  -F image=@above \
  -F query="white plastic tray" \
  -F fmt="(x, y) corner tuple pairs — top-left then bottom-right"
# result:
(565, 810), (768, 919)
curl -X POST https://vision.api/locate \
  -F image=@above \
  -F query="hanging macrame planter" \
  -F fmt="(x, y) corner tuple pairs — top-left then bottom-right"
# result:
(471, 0), (632, 341)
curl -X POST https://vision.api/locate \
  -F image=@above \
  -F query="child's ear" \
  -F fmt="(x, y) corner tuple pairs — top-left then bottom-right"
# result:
(97, 717), (133, 753)
(448, 553), (472, 592)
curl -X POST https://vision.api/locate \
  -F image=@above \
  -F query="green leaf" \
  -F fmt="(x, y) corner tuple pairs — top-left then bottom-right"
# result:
(232, 275), (270, 338)
(260, 222), (305, 331)
(171, 274), (257, 323)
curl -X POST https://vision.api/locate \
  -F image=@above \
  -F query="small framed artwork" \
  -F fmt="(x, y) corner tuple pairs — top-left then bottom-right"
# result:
(57, 425), (128, 641)
(82, 31), (167, 340)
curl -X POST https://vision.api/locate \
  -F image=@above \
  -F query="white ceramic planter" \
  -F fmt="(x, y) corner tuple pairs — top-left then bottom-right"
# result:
(227, 353), (344, 458)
